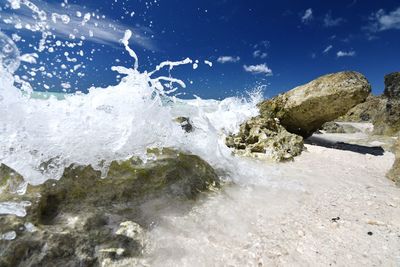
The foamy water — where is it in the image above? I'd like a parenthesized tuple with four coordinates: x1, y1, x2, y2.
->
(0, 2, 294, 261)
(0, 0, 269, 186)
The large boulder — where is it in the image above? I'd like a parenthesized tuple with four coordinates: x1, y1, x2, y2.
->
(226, 116, 304, 161)
(258, 71, 371, 137)
(384, 72, 400, 99)
(0, 149, 219, 266)
(387, 138, 400, 186)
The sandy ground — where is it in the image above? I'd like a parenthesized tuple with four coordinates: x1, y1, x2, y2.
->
(113, 124, 400, 267)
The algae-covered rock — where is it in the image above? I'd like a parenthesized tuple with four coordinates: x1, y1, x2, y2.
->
(258, 71, 371, 137)
(226, 116, 304, 161)
(387, 138, 400, 186)
(0, 164, 26, 194)
(0, 150, 219, 266)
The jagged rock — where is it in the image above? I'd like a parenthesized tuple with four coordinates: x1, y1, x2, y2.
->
(384, 72, 400, 99)
(0, 164, 26, 195)
(174, 117, 194, 132)
(320, 122, 360, 134)
(0, 149, 219, 266)
(258, 71, 371, 137)
(226, 116, 304, 161)
(372, 99, 400, 136)
(387, 138, 400, 186)
(338, 95, 385, 122)
(366, 72, 400, 136)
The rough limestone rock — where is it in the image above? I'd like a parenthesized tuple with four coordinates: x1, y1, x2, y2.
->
(0, 149, 219, 266)
(372, 73, 400, 136)
(320, 122, 360, 134)
(384, 72, 400, 99)
(387, 138, 400, 186)
(258, 71, 371, 137)
(372, 99, 400, 136)
(226, 116, 304, 161)
(338, 94, 385, 122)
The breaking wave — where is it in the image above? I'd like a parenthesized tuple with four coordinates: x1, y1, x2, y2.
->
(0, 0, 263, 188)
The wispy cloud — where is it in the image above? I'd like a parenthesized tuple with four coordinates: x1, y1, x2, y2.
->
(337, 50, 356, 57)
(323, 13, 345, 27)
(323, 45, 333, 53)
(301, 8, 313, 23)
(252, 40, 269, 59)
(367, 6, 400, 32)
(217, 56, 240, 63)
(253, 50, 267, 59)
(0, 1, 157, 50)
(243, 63, 272, 75)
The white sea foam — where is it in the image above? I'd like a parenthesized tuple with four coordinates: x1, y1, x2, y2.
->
(0, 12, 263, 187)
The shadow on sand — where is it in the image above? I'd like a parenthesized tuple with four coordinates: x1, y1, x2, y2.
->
(306, 136, 385, 156)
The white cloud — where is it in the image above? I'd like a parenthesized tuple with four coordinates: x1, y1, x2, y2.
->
(301, 8, 313, 23)
(337, 50, 356, 57)
(323, 45, 333, 53)
(253, 50, 267, 59)
(217, 56, 240, 63)
(243, 64, 272, 75)
(323, 13, 345, 27)
(368, 7, 400, 32)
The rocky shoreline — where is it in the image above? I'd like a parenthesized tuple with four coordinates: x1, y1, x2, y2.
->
(226, 71, 400, 185)
(0, 71, 399, 266)
(0, 149, 219, 266)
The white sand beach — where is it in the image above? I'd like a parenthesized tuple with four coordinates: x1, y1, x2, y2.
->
(129, 124, 400, 267)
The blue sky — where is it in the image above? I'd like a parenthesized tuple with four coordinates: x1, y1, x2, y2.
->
(1, 0, 400, 99)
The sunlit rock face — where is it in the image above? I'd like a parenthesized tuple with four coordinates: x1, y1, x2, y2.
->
(258, 71, 371, 138)
(0, 149, 220, 266)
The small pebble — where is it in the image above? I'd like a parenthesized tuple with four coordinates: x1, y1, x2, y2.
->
(367, 231, 373, 236)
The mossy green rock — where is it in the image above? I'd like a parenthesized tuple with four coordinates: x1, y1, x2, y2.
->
(258, 71, 371, 137)
(0, 150, 219, 266)
(387, 138, 400, 186)
(226, 116, 304, 161)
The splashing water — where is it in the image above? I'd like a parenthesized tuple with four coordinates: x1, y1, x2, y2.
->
(2, 3, 400, 267)
(0, 0, 263, 187)
(0, 31, 20, 73)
